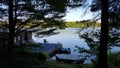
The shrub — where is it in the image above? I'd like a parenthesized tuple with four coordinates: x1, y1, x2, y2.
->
(0, 43, 48, 68)
(38, 61, 78, 68)
(108, 52, 120, 68)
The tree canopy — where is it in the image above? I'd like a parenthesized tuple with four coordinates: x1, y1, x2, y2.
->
(91, 0, 120, 27)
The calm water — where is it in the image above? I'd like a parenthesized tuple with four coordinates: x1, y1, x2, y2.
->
(32, 28, 120, 63)
(32, 28, 89, 53)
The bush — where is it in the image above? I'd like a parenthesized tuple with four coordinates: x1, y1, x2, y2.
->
(0, 43, 48, 68)
(38, 61, 78, 68)
(13, 46, 48, 60)
(108, 52, 120, 68)
(11, 52, 48, 68)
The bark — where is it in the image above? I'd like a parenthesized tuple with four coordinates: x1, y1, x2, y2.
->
(8, 0, 15, 51)
(97, 0, 109, 68)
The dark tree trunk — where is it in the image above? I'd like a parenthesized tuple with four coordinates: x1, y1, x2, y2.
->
(8, 0, 15, 51)
(24, 29, 28, 42)
(97, 0, 109, 68)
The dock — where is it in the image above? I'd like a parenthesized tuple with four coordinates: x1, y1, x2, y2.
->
(42, 43, 63, 56)
(27, 42, 63, 57)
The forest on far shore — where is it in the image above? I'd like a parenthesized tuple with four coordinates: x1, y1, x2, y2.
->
(65, 21, 100, 28)
(0, 21, 100, 28)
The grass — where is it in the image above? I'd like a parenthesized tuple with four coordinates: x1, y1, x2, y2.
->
(37, 60, 100, 68)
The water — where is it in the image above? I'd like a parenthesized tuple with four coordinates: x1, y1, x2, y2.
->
(33, 28, 89, 53)
(32, 28, 120, 63)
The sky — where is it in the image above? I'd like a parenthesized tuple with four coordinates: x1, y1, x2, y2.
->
(63, 7, 94, 22)
(62, 0, 100, 22)
(0, 0, 99, 22)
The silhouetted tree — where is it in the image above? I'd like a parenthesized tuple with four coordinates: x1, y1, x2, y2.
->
(83, 0, 109, 67)
(0, 0, 66, 49)
(91, 0, 120, 28)
(0, 0, 86, 51)
(97, 0, 109, 68)
(7, 0, 14, 51)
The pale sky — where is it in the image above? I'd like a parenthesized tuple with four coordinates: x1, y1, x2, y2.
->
(62, 0, 101, 22)
(63, 7, 94, 21)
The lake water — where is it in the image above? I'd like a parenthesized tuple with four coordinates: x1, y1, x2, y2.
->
(32, 28, 120, 63)
(32, 28, 89, 53)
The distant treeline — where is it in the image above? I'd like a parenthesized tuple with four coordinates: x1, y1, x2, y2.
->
(0, 21, 101, 28)
(65, 21, 101, 28)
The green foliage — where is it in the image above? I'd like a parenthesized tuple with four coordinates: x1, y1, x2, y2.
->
(23, 42, 42, 48)
(14, 43, 48, 60)
(33, 52, 120, 68)
(91, 0, 120, 28)
(13, 48, 48, 61)
(75, 30, 100, 59)
(0, 43, 48, 68)
(38, 61, 98, 68)
(0, 0, 72, 47)
(0, 22, 8, 28)
(65, 21, 100, 28)
(38, 61, 78, 68)
(46, 0, 67, 13)
(75, 27, 120, 58)
(108, 28, 120, 47)
(108, 52, 120, 68)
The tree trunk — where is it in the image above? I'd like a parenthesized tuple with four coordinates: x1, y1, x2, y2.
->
(8, 0, 15, 51)
(97, 0, 109, 68)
